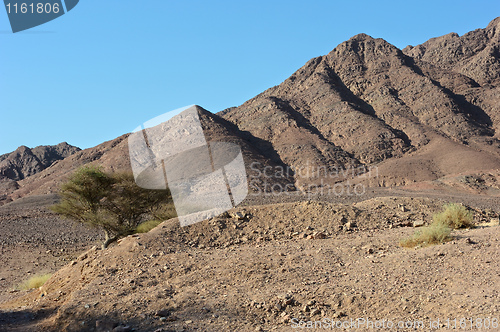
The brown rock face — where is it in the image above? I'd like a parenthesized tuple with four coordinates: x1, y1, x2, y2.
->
(221, 17, 500, 187)
(403, 17, 500, 86)
(0, 142, 80, 181)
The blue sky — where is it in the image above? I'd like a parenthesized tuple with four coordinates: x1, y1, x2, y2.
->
(1, 0, 499, 155)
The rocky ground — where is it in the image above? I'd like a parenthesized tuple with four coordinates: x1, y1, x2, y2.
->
(0, 195, 103, 307)
(0, 191, 499, 331)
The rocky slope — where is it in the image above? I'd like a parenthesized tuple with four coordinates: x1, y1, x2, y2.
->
(1, 196, 499, 331)
(221, 17, 500, 188)
(0, 143, 80, 181)
(0, 143, 80, 204)
(1, 107, 293, 205)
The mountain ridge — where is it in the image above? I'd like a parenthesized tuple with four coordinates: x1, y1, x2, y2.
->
(2, 17, 500, 204)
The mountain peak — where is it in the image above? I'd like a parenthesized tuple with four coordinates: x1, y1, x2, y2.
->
(487, 16, 500, 29)
(349, 33, 376, 41)
(0, 142, 80, 182)
(329, 33, 400, 59)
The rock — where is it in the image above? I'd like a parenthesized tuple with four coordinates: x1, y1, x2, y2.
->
(344, 222, 355, 231)
(490, 218, 500, 225)
(155, 309, 171, 317)
(112, 326, 132, 332)
(278, 294, 294, 306)
(96, 320, 118, 332)
(255, 326, 264, 331)
(303, 305, 310, 312)
(333, 311, 345, 318)
(413, 220, 425, 227)
(400, 221, 413, 227)
(230, 212, 246, 220)
(310, 308, 321, 316)
(306, 300, 316, 306)
(311, 231, 327, 239)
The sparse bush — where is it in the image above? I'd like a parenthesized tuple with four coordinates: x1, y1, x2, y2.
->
(135, 203, 176, 233)
(18, 273, 52, 290)
(400, 222, 452, 248)
(400, 202, 475, 248)
(433, 203, 474, 229)
(136, 219, 163, 233)
(51, 166, 175, 248)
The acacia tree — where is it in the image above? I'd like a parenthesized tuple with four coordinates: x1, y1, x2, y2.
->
(51, 165, 173, 249)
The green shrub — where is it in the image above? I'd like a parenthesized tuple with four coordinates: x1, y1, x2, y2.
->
(136, 219, 163, 233)
(433, 203, 474, 229)
(51, 166, 175, 248)
(400, 222, 452, 248)
(18, 273, 52, 290)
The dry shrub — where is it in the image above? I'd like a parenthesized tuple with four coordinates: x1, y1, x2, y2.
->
(400, 222, 452, 248)
(400, 202, 474, 248)
(18, 273, 52, 290)
(433, 203, 474, 229)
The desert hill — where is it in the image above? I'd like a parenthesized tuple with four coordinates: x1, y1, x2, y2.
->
(0, 143, 80, 182)
(2, 197, 499, 331)
(0, 143, 80, 204)
(1, 106, 293, 205)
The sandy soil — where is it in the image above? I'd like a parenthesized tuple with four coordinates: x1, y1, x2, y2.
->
(0, 191, 499, 331)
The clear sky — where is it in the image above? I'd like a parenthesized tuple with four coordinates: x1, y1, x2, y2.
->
(1, 0, 499, 155)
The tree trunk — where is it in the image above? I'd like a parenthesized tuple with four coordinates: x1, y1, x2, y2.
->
(102, 229, 119, 249)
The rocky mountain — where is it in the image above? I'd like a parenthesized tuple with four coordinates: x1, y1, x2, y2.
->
(0, 142, 80, 181)
(0, 143, 80, 203)
(221, 17, 500, 187)
(403, 17, 500, 86)
(1, 106, 293, 205)
(2, 17, 500, 204)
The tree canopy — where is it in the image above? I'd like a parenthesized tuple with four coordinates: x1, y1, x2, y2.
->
(51, 165, 175, 248)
